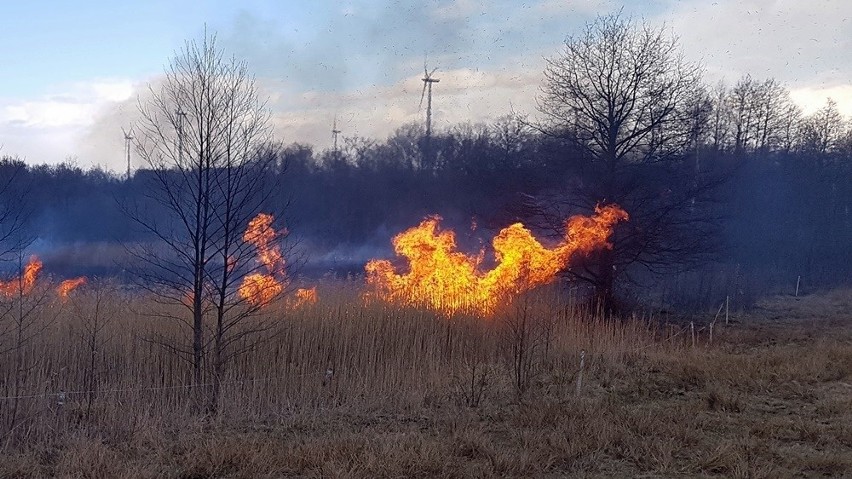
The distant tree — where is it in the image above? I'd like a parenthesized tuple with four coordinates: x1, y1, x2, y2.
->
(127, 33, 281, 411)
(388, 122, 425, 170)
(723, 76, 800, 154)
(492, 114, 534, 168)
(0, 157, 29, 261)
(799, 98, 846, 157)
(535, 13, 724, 308)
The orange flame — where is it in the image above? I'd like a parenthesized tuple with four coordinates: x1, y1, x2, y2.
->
(243, 213, 284, 273)
(239, 213, 285, 306)
(0, 256, 43, 297)
(57, 277, 87, 298)
(291, 287, 318, 308)
(240, 273, 283, 306)
(365, 204, 628, 316)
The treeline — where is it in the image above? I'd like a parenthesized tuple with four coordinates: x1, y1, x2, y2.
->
(2, 76, 850, 295)
(1, 21, 851, 309)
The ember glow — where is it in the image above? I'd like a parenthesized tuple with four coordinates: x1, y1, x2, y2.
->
(239, 213, 286, 306)
(57, 277, 87, 298)
(365, 204, 628, 316)
(0, 256, 43, 297)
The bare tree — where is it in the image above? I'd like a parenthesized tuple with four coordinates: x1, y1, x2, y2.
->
(68, 278, 119, 419)
(0, 157, 30, 261)
(0, 158, 44, 431)
(799, 98, 846, 157)
(0, 252, 54, 432)
(535, 13, 724, 309)
(126, 32, 281, 411)
(728, 76, 758, 154)
(724, 76, 800, 154)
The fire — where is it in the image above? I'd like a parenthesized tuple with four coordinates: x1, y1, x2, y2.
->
(365, 204, 628, 316)
(291, 287, 318, 308)
(240, 273, 283, 306)
(237, 213, 321, 308)
(57, 277, 87, 298)
(239, 213, 286, 306)
(243, 213, 284, 273)
(0, 256, 43, 297)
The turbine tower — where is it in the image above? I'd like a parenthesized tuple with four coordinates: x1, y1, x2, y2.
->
(122, 127, 133, 181)
(419, 63, 440, 140)
(176, 109, 187, 164)
(332, 116, 341, 156)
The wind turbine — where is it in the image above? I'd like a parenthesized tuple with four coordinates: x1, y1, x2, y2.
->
(332, 115, 341, 156)
(419, 63, 440, 141)
(122, 127, 133, 181)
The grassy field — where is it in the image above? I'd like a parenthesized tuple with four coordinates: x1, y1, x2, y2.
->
(1, 285, 851, 478)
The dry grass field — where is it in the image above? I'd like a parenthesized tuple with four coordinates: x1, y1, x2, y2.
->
(1, 285, 851, 478)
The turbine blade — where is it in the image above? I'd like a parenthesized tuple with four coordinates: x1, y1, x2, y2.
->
(419, 81, 427, 108)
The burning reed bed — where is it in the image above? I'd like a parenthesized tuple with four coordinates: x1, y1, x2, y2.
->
(1, 285, 851, 477)
(0, 284, 659, 427)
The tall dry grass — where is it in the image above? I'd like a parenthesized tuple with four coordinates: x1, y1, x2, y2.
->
(5, 282, 847, 477)
(0, 281, 667, 446)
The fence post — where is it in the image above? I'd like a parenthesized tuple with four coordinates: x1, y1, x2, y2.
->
(575, 349, 585, 396)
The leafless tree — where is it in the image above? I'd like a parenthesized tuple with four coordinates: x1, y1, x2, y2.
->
(125, 32, 282, 411)
(535, 13, 724, 309)
(492, 114, 532, 167)
(0, 252, 54, 432)
(68, 278, 120, 419)
(0, 157, 30, 261)
(799, 98, 846, 157)
(725, 76, 800, 154)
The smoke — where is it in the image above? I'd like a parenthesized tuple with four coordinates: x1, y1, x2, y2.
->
(74, 0, 611, 167)
(78, 78, 161, 172)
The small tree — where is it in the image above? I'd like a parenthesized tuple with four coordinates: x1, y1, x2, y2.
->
(68, 278, 119, 419)
(126, 32, 281, 411)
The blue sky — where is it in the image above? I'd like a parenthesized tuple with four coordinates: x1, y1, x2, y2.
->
(1, 0, 851, 170)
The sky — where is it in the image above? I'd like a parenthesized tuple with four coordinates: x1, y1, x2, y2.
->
(1, 0, 851, 171)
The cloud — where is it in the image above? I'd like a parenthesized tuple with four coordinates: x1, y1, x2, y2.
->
(0, 80, 133, 129)
(73, 61, 542, 172)
(264, 65, 541, 149)
(534, 0, 615, 15)
(790, 85, 852, 117)
(0, 79, 135, 165)
(656, 0, 852, 85)
(649, 0, 852, 116)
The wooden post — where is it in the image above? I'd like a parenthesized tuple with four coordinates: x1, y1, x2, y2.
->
(575, 349, 585, 396)
(725, 295, 729, 326)
(795, 276, 801, 297)
(690, 322, 696, 348)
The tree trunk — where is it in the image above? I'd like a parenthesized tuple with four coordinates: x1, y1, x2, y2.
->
(192, 283, 204, 408)
(594, 248, 616, 312)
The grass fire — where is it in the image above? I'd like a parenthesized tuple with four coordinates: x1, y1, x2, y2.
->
(366, 204, 628, 315)
(2, 8, 852, 478)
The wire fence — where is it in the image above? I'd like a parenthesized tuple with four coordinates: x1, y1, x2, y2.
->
(0, 370, 327, 402)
